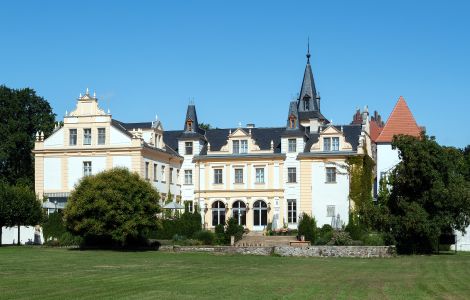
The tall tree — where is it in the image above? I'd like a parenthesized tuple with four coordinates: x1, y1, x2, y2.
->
(377, 134, 470, 253)
(0, 86, 55, 186)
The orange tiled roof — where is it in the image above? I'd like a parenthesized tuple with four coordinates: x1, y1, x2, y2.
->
(375, 96, 421, 143)
(369, 120, 383, 142)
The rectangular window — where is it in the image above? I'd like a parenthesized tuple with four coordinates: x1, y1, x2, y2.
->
(214, 169, 223, 184)
(327, 205, 336, 217)
(287, 199, 297, 223)
(69, 129, 77, 146)
(255, 168, 265, 184)
(233, 140, 239, 154)
(83, 161, 92, 176)
(161, 166, 166, 182)
(323, 137, 331, 151)
(185, 142, 193, 155)
(287, 167, 296, 183)
(240, 140, 248, 154)
(153, 164, 158, 181)
(332, 137, 339, 151)
(234, 168, 243, 184)
(288, 139, 296, 152)
(98, 128, 106, 145)
(169, 168, 174, 184)
(176, 169, 180, 184)
(83, 128, 92, 145)
(326, 167, 336, 183)
(145, 162, 149, 179)
(184, 170, 193, 184)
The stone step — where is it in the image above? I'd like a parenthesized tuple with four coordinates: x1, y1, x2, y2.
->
(236, 235, 297, 247)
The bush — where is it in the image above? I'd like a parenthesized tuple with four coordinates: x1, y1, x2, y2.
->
(298, 213, 317, 244)
(58, 232, 83, 246)
(42, 212, 66, 241)
(215, 224, 225, 245)
(150, 212, 202, 240)
(64, 168, 161, 247)
(327, 230, 353, 246)
(194, 230, 216, 245)
(315, 224, 334, 245)
(362, 233, 385, 246)
(225, 217, 244, 243)
(345, 215, 366, 241)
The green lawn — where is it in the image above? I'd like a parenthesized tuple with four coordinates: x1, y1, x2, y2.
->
(0, 247, 469, 299)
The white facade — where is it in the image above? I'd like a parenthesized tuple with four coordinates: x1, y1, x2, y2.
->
(311, 161, 350, 227)
(376, 143, 400, 188)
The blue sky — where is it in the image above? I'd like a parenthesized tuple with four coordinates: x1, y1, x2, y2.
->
(1, 1, 469, 148)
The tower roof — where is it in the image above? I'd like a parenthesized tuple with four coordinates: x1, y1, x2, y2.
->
(297, 42, 321, 119)
(180, 104, 205, 139)
(376, 96, 421, 143)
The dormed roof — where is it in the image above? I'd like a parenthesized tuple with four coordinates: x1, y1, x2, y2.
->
(376, 96, 421, 143)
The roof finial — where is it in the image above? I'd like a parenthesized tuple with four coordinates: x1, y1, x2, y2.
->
(306, 37, 311, 63)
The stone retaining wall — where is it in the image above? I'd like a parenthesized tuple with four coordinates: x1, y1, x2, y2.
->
(159, 245, 396, 258)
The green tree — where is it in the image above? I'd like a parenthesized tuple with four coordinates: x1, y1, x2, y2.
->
(7, 184, 43, 245)
(198, 122, 212, 131)
(377, 134, 470, 254)
(0, 86, 55, 186)
(64, 168, 161, 246)
(297, 213, 317, 244)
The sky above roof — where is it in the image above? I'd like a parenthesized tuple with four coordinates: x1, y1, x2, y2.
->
(1, 1, 469, 148)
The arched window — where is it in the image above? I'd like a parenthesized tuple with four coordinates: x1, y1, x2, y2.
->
(253, 200, 267, 227)
(212, 201, 226, 226)
(186, 120, 193, 132)
(232, 200, 246, 226)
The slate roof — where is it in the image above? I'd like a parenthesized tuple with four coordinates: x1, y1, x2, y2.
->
(303, 125, 362, 152)
(111, 119, 181, 157)
(375, 96, 421, 143)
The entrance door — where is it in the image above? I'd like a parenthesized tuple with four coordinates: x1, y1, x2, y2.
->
(253, 200, 268, 231)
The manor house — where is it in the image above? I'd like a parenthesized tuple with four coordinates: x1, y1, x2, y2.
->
(34, 50, 374, 231)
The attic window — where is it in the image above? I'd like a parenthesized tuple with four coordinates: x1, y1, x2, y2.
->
(186, 120, 193, 132)
(289, 115, 296, 129)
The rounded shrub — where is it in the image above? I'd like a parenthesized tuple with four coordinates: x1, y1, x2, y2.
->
(194, 230, 216, 245)
(297, 213, 317, 244)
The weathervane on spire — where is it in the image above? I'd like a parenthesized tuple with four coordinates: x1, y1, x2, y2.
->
(306, 37, 311, 63)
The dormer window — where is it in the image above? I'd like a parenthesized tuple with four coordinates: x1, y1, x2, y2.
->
(186, 120, 193, 132)
(289, 115, 296, 129)
(323, 137, 340, 151)
(233, 140, 248, 154)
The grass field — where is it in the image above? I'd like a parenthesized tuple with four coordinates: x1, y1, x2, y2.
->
(0, 247, 469, 299)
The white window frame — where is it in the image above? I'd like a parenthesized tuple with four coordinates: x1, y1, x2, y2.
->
(97, 128, 106, 145)
(287, 167, 296, 183)
(69, 129, 77, 146)
(214, 169, 223, 184)
(255, 168, 265, 184)
(323, 137, 331, 151)
(83, 128, 92, 145)
(83, 161, 92, 176)
(287, 199, 297, 223)
(185, 142, 193, 155)
(332, 137, 339, 151)
(288, 139, 296, 152)
(184, 170, 193, 185)
(234, 168, 243, 184)
(153, 163, 158, 181)
(326, 167, 336, 183)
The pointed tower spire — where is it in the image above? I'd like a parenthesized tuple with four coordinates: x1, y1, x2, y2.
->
(183, 103, 204, 135)
(298, 41, 319, 113)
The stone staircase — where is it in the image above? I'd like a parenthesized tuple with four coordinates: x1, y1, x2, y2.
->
(235, 234, 297, 247)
